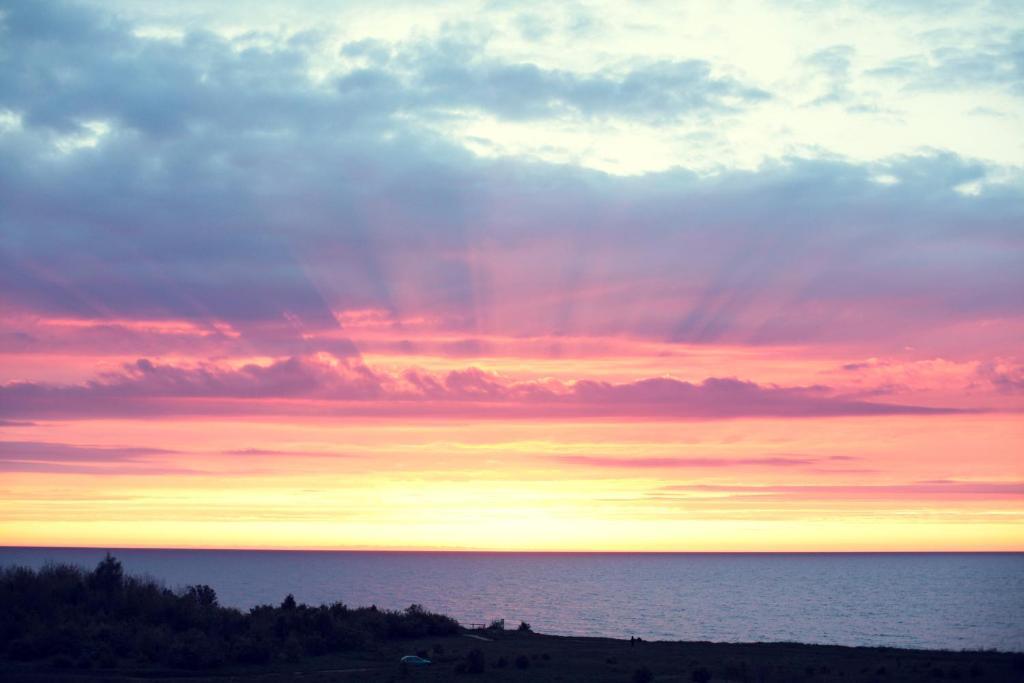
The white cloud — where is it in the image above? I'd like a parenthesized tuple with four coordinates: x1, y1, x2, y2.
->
(75, 0, 1024, 174)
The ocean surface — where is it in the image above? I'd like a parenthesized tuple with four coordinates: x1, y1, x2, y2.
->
(2, 548, 1021, 652)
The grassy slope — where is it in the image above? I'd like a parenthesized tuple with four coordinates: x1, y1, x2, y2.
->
(3, 629, 1022, 682)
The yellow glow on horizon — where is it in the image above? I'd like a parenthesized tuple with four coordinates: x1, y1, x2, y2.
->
(2, 412, 1021, 552)
(4, 518, 1022, 553)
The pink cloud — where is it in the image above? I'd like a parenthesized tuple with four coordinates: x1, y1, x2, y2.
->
(552, 455, 818, 468)
(0, 440, 191, 475)
(0, 355, 963, 420)
(656, 481, 1024, 500)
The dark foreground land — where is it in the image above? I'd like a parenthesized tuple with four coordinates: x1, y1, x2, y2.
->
(3, 556, 1021, 682)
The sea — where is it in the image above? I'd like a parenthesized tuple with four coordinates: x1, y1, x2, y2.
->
(2, 548, 1021, 652)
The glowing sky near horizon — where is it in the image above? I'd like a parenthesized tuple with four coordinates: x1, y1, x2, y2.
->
(1, 0, 1022, 551)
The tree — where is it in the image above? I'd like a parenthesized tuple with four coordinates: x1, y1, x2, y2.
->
(90, 553, 123, 593)
(186, 584, 218, 607)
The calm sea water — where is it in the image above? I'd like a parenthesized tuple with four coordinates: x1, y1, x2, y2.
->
(2, 548, 1021, 652)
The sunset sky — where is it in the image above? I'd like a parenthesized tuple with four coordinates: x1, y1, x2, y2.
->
(1, 0, 1022, 551)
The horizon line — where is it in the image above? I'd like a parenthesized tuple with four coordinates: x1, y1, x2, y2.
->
(2, 545, 1022, 554)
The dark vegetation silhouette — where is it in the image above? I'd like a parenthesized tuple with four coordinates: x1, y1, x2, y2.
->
(0, 555, 457, 671)
(633, 664, 654, 683)
(453, 647, 486, 674)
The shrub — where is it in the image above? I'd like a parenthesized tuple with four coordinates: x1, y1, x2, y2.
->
(166, 629, 224, 670)
(136, 628, 168, 663)
(517, 620, 532, 632)
(185, 584, 218, 607)
(692, 666, 712, 683)
(94, 646, 116, 670)
(633, 665, 655, 683)
(284, 637, 303, 663)
(515, 654, 530, 670)
(465, 648, 486, 674)
(495, 655, 508, 668)
(0, 556, 461, 672)
(52, 654, 74, 669)
(232, 635, 273, 665)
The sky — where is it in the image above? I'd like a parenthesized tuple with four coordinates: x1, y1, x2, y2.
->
(0, 0, 1022, 551)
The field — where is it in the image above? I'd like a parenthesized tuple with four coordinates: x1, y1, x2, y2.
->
(3, 628, 1022, 682)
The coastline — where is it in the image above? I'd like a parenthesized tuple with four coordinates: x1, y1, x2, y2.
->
(3, 557, 1021, 682)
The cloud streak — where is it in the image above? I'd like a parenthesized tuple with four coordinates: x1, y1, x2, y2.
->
(0, 440, 186, 475)
(551, 455, 819, 468)
(0, 356, 961, 420)
(657, 480, 1024, 501)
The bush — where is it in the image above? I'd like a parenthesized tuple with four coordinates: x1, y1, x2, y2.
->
(633, 665, 654, 683)
(284, 637, 303, 663)
(517, 620, 532, 632)
(8, 637, 43, 661)
(93, 646, 116, 670)
(0, 556, 462, 671)
(232, 635, 272, 665)
(52, 654, 74, 669)
(692, 666, 712, 683)
(465, 648, 486, 674)
(185, 584, 218, 607)
(515, 654, 530, 669)
(166, 629, 224, 670)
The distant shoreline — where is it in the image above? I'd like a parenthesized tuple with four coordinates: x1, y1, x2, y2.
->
(4, 545, 1023, 554)
(2, 555, 1022, 682)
